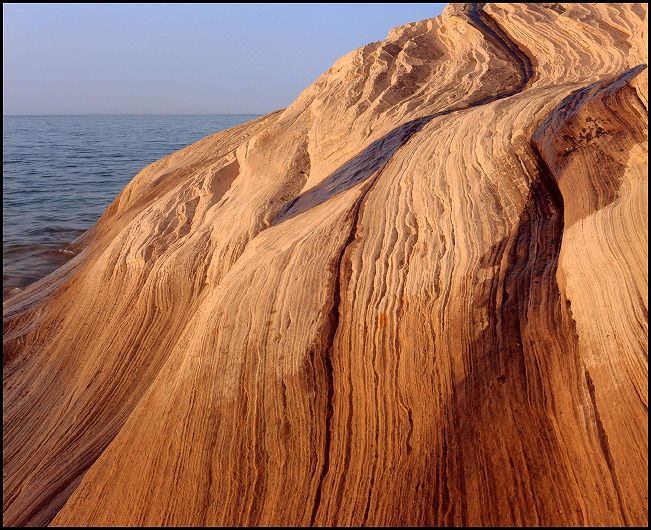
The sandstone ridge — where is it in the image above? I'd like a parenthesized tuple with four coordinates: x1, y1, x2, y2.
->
(3, 3, 648, 526)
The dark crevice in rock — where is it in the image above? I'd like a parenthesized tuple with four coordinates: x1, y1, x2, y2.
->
(274, 4, 537, 228)
(466, 3, 535, 93)
(309, 8, 545, 522)
(584, 368, 630, 525)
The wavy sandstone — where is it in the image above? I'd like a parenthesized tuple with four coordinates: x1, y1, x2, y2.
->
(3, 3, 648, 526)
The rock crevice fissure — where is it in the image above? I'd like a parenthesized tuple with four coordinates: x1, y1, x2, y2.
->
(274, 4, 537, 228)
(310, 5, 543, 523)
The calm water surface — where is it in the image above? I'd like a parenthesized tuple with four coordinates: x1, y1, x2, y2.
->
(3, 114, 260, 300)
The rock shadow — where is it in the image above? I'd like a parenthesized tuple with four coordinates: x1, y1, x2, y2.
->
(271, 116, 433, 226)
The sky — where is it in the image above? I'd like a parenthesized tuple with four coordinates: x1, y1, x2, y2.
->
(3, 3, 448, 116)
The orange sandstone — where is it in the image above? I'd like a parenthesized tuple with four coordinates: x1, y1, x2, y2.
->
(3, 3, 648, 526)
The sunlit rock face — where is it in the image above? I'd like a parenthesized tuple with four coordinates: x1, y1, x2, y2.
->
(3, 3, 647, 527)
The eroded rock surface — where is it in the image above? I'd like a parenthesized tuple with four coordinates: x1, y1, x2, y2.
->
(3, 3, 647, 526)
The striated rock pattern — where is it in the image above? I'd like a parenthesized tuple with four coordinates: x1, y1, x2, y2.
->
(3, 3, 648, 527)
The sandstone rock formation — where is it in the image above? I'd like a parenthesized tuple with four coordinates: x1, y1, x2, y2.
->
(3, 3, 648, 526)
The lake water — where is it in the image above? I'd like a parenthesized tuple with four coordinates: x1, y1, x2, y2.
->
(3, 114, 261, 300)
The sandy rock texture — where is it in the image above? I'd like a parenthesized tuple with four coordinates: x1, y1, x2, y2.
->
(3, 3, 648, 526)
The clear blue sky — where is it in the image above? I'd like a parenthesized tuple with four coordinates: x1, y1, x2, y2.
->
(3, 3, 448, 115)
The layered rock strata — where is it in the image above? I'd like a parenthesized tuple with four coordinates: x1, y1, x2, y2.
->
(3, 3, 648, 526)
